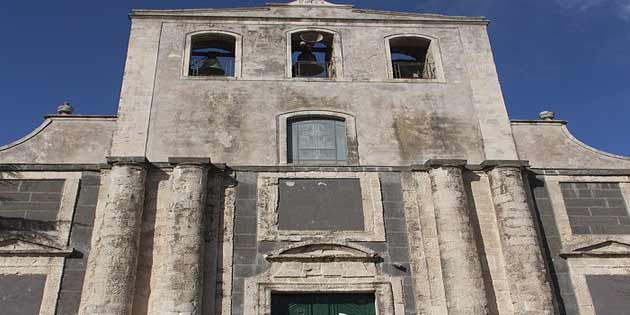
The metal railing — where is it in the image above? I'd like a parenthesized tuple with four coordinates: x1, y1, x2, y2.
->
(393, 61, 436, 79)
(293, 61, 333, 78)
(189, 57, 235, 77)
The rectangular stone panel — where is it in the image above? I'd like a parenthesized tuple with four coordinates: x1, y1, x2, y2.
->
(586, 275, 630, 315)
(277, 178, 364, 231)
(0, 179, 65, 222)
(560, 182, 630, 235)
(0, 274, 47, 315)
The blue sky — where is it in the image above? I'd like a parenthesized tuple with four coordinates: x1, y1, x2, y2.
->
(1, 0, 629, 156)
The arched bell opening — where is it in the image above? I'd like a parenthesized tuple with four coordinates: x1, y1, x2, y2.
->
(291, 30, 336, 78)
(188, 33, 236, 77)
(388, 36, 436, 79)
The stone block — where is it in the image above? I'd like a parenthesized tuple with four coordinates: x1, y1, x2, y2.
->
(233, 234, 257, 249)
(80, 173, 101, 186)
(589, 207, 628, 216)
(233, 264, 256, 278)
(383, 201, 405, 219)
(30, 192, 62, 203)
(565, 207, 589, 216)
(564, 198, 606, 208)
(570, 225, 590, 235)
(387, 233, 409, 247)
(235, 199, 257, 218)
(19, 180, 65, 193)
(385, 218, 406, 233)
(590, 224, 630, 235)
(77, 186, 100, 206)
(593, 189, 624, 198)
(0, 181, 20, 192)
(61, 270, 86, 291)
(606, 198, 628, 208)
(73, 205, 96, 226)
(70, 225, 94, 252)
(388, 246, 411, 262)
(234, 249, 257, 265)
(234, 216, 257, 235)
(56, 291, 82, 315)
(0, 192, 31, 201)
(569, 216, 617, 226)
(25, 210, 58, 222)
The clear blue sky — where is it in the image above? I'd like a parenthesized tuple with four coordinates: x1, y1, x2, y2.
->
(1, 0, 629, 156)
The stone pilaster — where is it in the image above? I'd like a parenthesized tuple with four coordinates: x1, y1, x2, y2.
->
(148, 158, 210, 315)
(487, 164, 554, 314)
(80, 157, 148, 315)
(427, 160, 488, 315)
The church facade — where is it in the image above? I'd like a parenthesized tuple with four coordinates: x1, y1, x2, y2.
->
(1, 1, 630, 314)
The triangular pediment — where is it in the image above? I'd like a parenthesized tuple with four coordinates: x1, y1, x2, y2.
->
(0, 238, 73, 256)
(561, 240, 630, 257)
(266, 241, 380, 262)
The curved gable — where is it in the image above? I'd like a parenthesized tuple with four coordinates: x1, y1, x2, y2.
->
(512, 120, 630, 170)
(0, 116, 116, 165)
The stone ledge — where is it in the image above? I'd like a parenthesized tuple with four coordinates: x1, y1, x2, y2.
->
(168, 157, 212, 166)
(105, 156, 148, 166)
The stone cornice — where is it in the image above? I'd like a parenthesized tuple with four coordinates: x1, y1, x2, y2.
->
(106, 156, 148, 167)
(168, 157, 212, 167)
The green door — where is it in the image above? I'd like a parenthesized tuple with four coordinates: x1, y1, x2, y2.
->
(271, 293, 376, 315)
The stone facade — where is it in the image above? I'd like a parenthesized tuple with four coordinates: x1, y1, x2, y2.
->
(1, 1, 629, 315)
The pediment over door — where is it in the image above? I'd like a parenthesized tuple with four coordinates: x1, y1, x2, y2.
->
(0, 238, 73, 256)
(266, 241, 381, 262)
(561, 240, 630, 257)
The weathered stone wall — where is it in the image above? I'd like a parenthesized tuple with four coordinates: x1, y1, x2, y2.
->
(110, 5, 520, 165)
(529, 175, 630, 314)
(228, 171, 416, 315)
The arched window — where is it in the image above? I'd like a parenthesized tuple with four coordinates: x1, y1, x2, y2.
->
(188, 33, 236, 77)
(287, 117, 347, 164)
(290, 30, 337, 78)
(387, 36, 438, 80)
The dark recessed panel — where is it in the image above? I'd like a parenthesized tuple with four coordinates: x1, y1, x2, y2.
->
(0, 274, 47, 315)
(586, 275, 630, 314)
(278, 178, 364, 231)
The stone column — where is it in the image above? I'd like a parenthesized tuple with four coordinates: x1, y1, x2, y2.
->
(81, 157, 148, 315)
(487, 164, 554, 314)
(427, 160, 488, 315)
(149, 158, 210, 315)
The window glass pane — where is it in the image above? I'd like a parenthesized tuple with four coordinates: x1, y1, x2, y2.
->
(288, 118, 347, 164)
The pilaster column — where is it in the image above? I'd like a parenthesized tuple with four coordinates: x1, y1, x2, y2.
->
(81, 157, 148, 315)
(427, 160, 488, 315)
(149, 158, 210, 315)
(486, 163, 554, 314)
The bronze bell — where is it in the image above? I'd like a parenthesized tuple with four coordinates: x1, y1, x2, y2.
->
(296, 50, 325, 77)
(198, 57, 225, 76)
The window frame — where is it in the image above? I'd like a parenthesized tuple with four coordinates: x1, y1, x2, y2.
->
(286, 28, 344, 80)
(182, 30, 243, 79)
(384, 34, 445, 82)
(277, 110, 358, 165)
